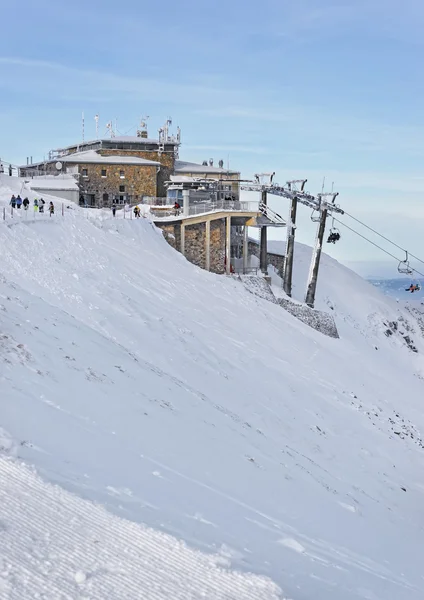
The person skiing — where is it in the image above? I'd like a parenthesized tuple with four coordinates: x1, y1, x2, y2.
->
(16, 195, 22, 209)
(9, 195, 16, 209)
(111, 204, 116, 217)
(22, 197, 30, 210)
(49, 201, 55, 216)
(174, 201, 181, 216)
(34, 198, 39, 212)
(133, 205, 141, 218)
(39, 198, 45, 213)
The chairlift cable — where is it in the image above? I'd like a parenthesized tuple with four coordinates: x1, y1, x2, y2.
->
(342, 210, 424, 267)
(333, 217, 424, 278)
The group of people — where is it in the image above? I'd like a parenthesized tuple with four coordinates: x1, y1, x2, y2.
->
(327, 231, 341, 244)
(10, 194, 55, 216)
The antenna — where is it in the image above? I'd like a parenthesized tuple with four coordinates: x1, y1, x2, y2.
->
(82, 111, 85, 143)
(321, 176, 325, 194)
(94, 114, 99, 139)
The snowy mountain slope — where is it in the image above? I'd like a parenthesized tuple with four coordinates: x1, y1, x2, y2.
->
(2, 185, 424, 598)
(0, 456, 280, 600)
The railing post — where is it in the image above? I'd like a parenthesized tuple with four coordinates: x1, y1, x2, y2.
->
(183, 188, 189, 216)
(62, 203, 64, 216)
(205, 219, 211, 271)
(243, 224, 249, 274)
(3, 207, 5, 221)
(226, 215, 231, 275)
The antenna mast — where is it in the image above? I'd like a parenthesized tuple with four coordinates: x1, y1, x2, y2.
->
(94, 114, 99, 139)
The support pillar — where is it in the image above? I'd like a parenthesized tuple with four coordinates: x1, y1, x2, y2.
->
(243, 224, 248, 274)
(283, 196, 298, 297)
(305, 203, 328, 308)
(259, 190, 268, 275)
(183, 188, 189, 217)
(225, 215, 231, 275)
(180, 222, 186, 256)
(205, 219, 211, 271)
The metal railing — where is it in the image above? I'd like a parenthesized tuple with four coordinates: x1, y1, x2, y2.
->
(2, 203, 67, 223)
(150, 200, 256, 219)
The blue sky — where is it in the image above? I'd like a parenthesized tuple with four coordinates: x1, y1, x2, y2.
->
(1, 0, 424, 269)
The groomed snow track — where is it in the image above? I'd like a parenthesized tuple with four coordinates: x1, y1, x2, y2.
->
(0, 457, 282, 600)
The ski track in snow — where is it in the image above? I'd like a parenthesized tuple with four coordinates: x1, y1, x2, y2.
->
(2, 175, 424, 598)
(0, 457, 282, 600)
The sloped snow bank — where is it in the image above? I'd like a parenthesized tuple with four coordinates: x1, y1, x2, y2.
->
(0, 457, 283, 599)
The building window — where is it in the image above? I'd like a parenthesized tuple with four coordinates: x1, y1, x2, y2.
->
(119, 195, 124, 203)
(82, 168, 88, 177)
(101, 169, 107, 177)
(119, 170, 125, 179)
(119, 185, 125, 192)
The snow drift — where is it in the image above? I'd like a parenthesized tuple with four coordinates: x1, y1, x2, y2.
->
(1, 175, 424, 599)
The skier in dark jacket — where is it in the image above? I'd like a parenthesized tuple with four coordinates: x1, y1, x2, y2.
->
(39, 198, 45, 213)
(49, 201, 55, 216)
(16, 195, 22, 209)
(22, 197, 30, 210)
(9, 195, 16, 209)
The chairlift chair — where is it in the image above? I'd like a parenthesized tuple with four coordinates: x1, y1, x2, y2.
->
(311, 208, 321, 222)
(398, 251, 413, 275)
(327, 217, 341, 243)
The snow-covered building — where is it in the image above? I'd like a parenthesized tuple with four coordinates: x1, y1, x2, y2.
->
(19, 132, 180, 207)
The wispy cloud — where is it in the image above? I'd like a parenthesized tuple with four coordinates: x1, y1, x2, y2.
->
(0, 56, 245, 104)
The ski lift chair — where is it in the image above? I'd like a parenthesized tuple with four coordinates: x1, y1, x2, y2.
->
(311, 208, 321, 222)
(398, 251, 413, 275)
(326, 216, 341, 243)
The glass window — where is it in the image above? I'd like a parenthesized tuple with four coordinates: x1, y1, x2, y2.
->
(119, 185, 125, 192)
(82, 168, 88, 177)
(101, 169, 107, 177)
(120, 170, 125, 178)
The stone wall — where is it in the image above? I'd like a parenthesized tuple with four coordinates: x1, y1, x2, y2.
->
(278, 298, 339, 338)
(156, 218, 226, 274)
(98, 149, 174, 197)
(77, 163, 157, 207)
(248, 240, 285, 276)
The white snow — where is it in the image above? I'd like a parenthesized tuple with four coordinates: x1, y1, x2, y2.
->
(25, 174, 79, 191)
(0, 457, 280, 599)
(1, 173, 424, 599)
(59, 149, 160, 165)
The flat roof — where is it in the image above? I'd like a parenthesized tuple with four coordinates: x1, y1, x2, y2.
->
(175, 160, 239, 175)
(21, 150, 160, 168)
(60, 150, 160, 166)
(56, 135, 179, 151)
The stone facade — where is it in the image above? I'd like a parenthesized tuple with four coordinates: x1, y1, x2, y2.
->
(156, 218, 226, 274)
(248, 240, 285, 276)
(98, 149, 174, 198)
(78, 163, 157, 207)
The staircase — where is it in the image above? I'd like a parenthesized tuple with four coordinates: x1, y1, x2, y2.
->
(258, 201, 286, 225)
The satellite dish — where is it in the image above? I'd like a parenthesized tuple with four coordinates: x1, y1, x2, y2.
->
(55, 161, 63, 171)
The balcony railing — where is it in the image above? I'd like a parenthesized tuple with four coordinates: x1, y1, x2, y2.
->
(150, 200, 257, 219)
